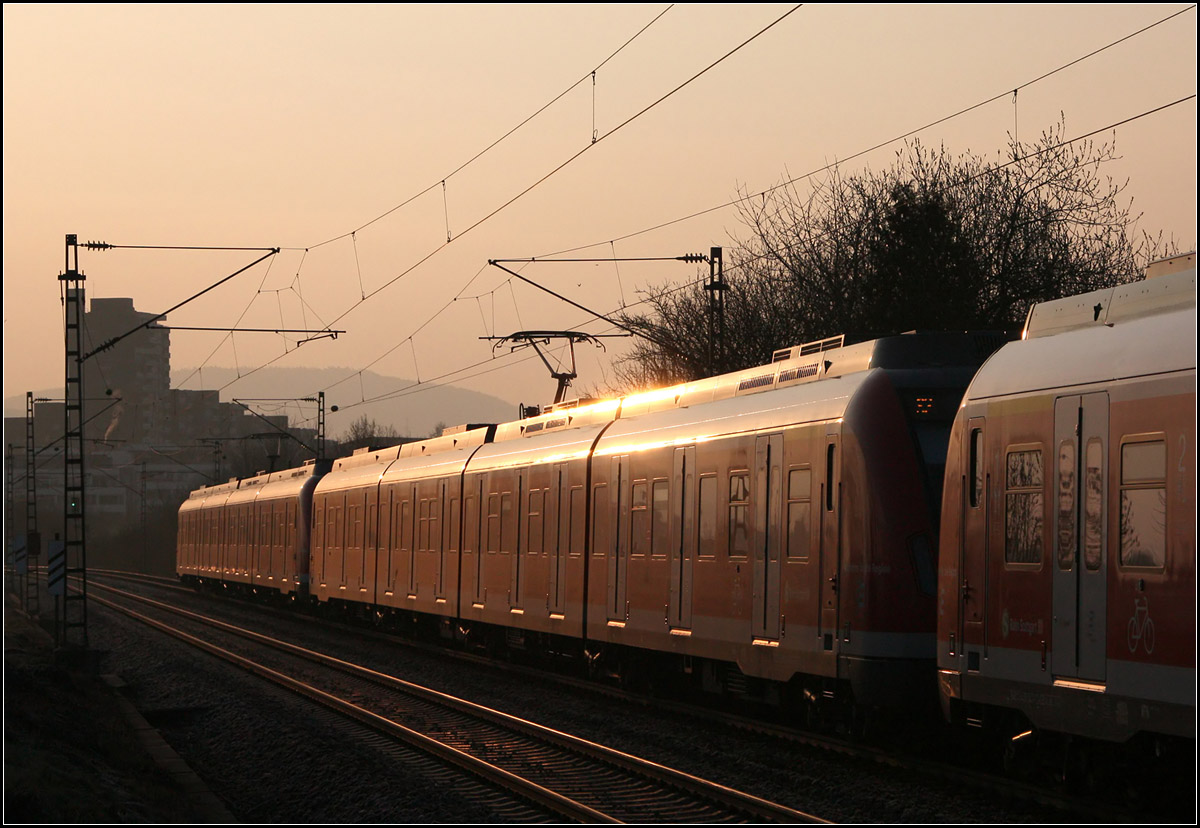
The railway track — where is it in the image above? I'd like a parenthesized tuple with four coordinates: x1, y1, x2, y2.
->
(89, 577, 826, 823)
(87, 570, 1169, 823)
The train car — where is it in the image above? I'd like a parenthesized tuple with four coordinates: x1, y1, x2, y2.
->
(176, 483, 210, 582)
(176, 476, 239, 584)
(178, 460, 330, 596)
(368, 426, 492, 622)
(937, 254, 1196, 753)
(579, 331, 1004, 714)
(311, 427, 492, 623)
(177, 328, 1002, 728)
(220, 470, 273, 586)
(249, 459, 331, 597)
(458, 402, 616, 648)
(312, 445, 405, 604)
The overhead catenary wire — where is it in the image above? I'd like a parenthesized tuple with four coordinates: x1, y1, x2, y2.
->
(333, 93, 1198, 413)
(303, 4, 676, 252)
(182, 5, 1190, 418)
(234, 5, 807, 405)
(314, 4, 1191, 407)
(159, 9, 678, 400)
(538, 3, 1197, 260)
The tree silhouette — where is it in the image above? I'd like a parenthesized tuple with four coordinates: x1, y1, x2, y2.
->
(338, 414, 401, 453)
(614, 120, 1176, 389)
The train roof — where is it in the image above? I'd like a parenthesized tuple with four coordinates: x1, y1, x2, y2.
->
(399, 425, 492, 457)
(595, 369, 874, 457)
(966, 259, 1196, 401)
(314, 427, 495, 493)
(1021, 252, 1196, 339)
(316, 445, 404, 494)
(456, 331, 994, 468)
(379, 439, 490, 484)
(178, 476, 241, 514)
(465, 419, 612, 473)
(257, 458, 332, 500)
(498, 330, 999, 442)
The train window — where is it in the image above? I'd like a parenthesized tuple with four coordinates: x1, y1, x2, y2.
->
(652, 480, 670, 558)
(1084, 440, 1102, 571)
(1004, 448, 1043, 565)
(729, 472, 751, 559)
(528, 489, 543, 555)
(1056, 441, 1076, 571)
(327, 505, 339, 553)
(970, 428, 984, 508)
(429, 497, 440, 553)
(787, 467, 811, 561)
(630, 481, 649, 557)
(698, 475, 717, 558)
(391, 500, 402, 549)
(1119, 439, 1166, 569)
(566, 484, 580, 554)
(825, 445, 835, 511)
(418, 499, 429, 552)
(366, 502, 376, 551)
(400, 500, 412, 552)
(592, 484, 609, 558)
(350, 502, 362, 551)
(501, 492, 514, 554)
(487, 494, 500, 553)
(568, 484, 583, 554)
(448, 497, 460, 552)
(1121, 441, 1166, 484)
(462, 494, 477, 556)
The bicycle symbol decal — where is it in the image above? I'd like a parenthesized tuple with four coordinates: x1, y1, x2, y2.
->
(1126, 596, 1155, 655)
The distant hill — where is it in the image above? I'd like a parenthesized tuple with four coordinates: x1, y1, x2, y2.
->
(5, 366, 519, 440)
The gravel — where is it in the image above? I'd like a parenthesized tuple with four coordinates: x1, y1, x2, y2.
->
(7, 585, 1110, 823)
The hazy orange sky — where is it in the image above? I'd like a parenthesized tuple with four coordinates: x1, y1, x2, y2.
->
(4, 4, 1196, 434)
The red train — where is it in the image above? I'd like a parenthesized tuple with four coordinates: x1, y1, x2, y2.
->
(177, 254, 1196, 758)
(937, 253, 1196, 758)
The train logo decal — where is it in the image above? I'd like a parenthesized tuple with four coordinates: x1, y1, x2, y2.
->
(1000, 609, 1043, 639)
(1126, 596, 1156, 655)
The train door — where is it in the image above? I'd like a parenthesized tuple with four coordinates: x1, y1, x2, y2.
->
(392, 490, 409, 598)
(549, 463, 568, 616)
(381, 484, 396, 592)
(376, 487, 392, 600)
(470, 478, 485, 607)
(404, 484, 418, 598)
(352, 491, 367, 592)
(818, 431, 841, 652)
(753, 434, 784, 641)
(960, 418, 989, 667)
(668, 446, 696, 631)
(1052, 393, 1109, 682)
(422, 483, 442, 602)
(608, 455, 629, 623)
(365, 489, 378, 600)
(438, 479, 455, 601)
(511, 473, 526, 611)
(311, 499, 325, 588)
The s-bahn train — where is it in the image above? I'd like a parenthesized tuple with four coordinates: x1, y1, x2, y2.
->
(177, 254, 1196, 760)
(937, 253, 1196, 752)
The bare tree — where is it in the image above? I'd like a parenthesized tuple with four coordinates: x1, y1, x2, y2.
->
(614, 120, 1176, 389)
(339, 414, 401, 453)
